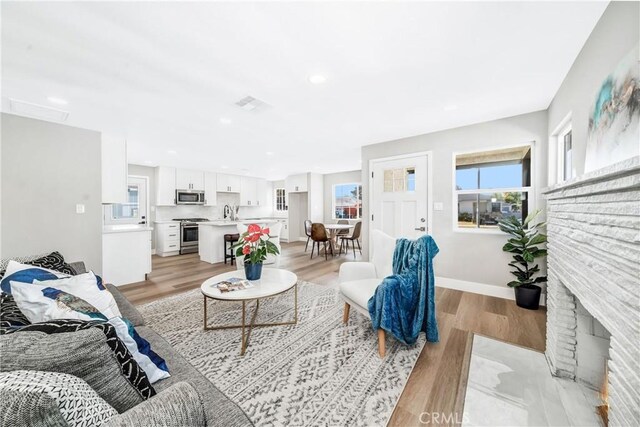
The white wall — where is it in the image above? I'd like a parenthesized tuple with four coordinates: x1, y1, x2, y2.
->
(323, 170, 362, 223)
(1, 113, 103, 272)
(361, 110, 548, 291)
(548, 1, 639, 180)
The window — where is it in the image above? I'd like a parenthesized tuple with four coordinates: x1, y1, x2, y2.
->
(454, 145, 532, 230)
(562, 128, 573, 181)
(103, 176, 147, 225)
(383, 167, 415, 192)
(275, 188, 287, 212)
(333, 183, 362, 219)
(112, 185, 140, 219)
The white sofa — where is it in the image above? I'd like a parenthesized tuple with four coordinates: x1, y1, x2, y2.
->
(235, 222, 282, 268)
(338, 229, 396, 357)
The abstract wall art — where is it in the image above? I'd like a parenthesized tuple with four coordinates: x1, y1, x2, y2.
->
(585, 44, 640, 173)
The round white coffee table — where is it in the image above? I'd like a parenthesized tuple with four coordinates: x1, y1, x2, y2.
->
(201, 268, 298, 355)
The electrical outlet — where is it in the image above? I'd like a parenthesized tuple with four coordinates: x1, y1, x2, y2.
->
(76, 204, 85, 214)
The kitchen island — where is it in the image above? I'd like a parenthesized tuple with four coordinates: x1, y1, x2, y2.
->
(199, 220, 279, 264)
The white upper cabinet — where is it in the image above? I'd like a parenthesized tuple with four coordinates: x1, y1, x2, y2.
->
(101, 135, 127, 204)
(255, 179, 268, 207)
(155, 166, 177, 206)
(286, 173, 308, 193)
(217, 173, 241, 193)
(176, 168, 204, 191)
(240, 176, 257, 206)
(204, 172, 217, 206)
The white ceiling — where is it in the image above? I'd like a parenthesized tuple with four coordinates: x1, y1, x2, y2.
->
(1, 1, 607, 180)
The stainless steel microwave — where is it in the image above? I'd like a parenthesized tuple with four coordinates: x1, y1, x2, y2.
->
(176, 190, 205, 205)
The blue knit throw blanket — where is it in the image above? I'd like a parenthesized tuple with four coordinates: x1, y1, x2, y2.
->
(367, 235, 440, 345)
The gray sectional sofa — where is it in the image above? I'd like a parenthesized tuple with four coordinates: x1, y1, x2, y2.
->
(2, 261, 253, 427)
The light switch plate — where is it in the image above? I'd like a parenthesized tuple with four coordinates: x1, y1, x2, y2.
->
(76, 204, 85, 214)
(433, 202, 444, 211)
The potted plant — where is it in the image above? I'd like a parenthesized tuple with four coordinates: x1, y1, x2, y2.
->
(497, 210, 547, 310)
(233, 224, 280, 280)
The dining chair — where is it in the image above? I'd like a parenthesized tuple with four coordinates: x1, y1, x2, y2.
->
(310, 223, 333, 260)
(336, 219, 350, 237)
(339, 221, 362, 258)
(304, 219, 313, 252)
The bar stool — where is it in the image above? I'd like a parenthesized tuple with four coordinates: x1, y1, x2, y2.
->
(224, 233, 240, 265)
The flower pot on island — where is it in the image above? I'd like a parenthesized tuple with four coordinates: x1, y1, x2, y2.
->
(244, 262, 263, 281)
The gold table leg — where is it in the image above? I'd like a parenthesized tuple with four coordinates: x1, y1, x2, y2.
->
(203, 283, 298, 356)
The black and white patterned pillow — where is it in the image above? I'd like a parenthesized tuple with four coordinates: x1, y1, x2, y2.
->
(10, 319, 156, 400)
(0, 251, 76, 278)
(0, 370, 118, 427)
(0, 293, 30, 334)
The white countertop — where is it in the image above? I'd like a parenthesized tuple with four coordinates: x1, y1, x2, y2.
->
(103, 225, 154, 234)
(153, 220, 180, 224)
(199, 219, 280, 227)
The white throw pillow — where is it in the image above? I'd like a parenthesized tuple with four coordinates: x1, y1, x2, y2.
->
(11, 281, 170, 384)
(0, 370, 118, 427)
(0, 260, 70, 294)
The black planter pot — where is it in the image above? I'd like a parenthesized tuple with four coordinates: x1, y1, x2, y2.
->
(514, 284, 541, 310)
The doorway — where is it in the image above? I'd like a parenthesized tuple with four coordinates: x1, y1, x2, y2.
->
(370, 152, 432, 240)
(103, 176, 149, 226)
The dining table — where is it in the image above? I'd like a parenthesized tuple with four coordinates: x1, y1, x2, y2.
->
(323, 223, 354, 254)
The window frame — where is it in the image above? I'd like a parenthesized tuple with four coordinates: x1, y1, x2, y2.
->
(332, 182, 362, 220)
(452, 142, 535, 234)
(103, 175, 149, 226)
(274, 187, 287, 212)
(558, 122, 573, 182)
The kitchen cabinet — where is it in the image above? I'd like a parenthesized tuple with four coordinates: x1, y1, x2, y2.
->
(204, 172, 217, 206)
(255, 179, 268, 207)
(155, 166, 177, 206)
(176, 168, 204, 191)
(286, 173, 308, 193)
(102, 228, 152, 286)
(101, 135, 127, 204)
(217, 173, 241, 193)
(156, 222, 181, 256)
(240, 176, 257, 206)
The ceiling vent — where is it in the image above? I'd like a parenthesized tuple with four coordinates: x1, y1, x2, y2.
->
(235, 95, 268, 112)
(9, 99, 69, 122)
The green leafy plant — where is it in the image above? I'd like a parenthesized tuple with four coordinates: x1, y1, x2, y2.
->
(498, 210, 548, 288)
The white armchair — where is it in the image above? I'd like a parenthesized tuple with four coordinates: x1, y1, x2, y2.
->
(235, 222, 282, 269)
(338, 229, 396, 357)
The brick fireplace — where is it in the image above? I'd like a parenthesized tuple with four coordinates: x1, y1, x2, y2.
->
(543, 157, 640, 425)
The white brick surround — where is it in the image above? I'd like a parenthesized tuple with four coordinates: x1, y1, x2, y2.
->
(543, 156, 640, 426)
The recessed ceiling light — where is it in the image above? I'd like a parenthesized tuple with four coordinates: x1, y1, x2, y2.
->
(266, 151, 275, 156)
(167, 150, 177, 155)
(47, 96, 68, 105)
(444, 104, 458, 111)
(219, 117, 232, 125)
(221, 165, 229, 169)
(308, 74, 327, 85)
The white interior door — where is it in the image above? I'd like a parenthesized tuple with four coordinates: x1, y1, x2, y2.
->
(104, 176, 148, 225)
(371, 154, 428, 239)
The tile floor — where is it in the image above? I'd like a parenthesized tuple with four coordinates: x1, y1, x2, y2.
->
(462, 335, 603, 427)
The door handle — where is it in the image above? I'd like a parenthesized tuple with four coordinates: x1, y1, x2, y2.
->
(414, 226, 426, 232)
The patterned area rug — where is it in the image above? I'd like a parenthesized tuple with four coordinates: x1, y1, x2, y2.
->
(138, 281, 425, 427)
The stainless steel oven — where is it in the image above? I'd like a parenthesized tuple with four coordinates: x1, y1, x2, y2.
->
(176, 190, 205, 205)
(174, 218, 209, 255)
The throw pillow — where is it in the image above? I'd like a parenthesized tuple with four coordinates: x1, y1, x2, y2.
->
(0, 328, 146, 412)
(0, 370, 118, 427)
(10, 319, 156, 400)
(0, 260, 70, 294)
(11, 281, 170, 384)
(0, 293, 30, 334)
(24, 251, 77, 276)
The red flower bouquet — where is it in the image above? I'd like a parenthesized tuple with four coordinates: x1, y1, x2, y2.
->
(232, 224, 280, 265)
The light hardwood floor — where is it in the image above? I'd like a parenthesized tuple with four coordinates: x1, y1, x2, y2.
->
(120, 241, 546, 427)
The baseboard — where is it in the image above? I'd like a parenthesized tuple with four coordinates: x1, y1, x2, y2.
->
(151, 249, 156, 255)
(435, 276, 547, 306)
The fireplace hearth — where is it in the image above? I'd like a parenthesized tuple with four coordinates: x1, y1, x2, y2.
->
(543, 157, 640, 426)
